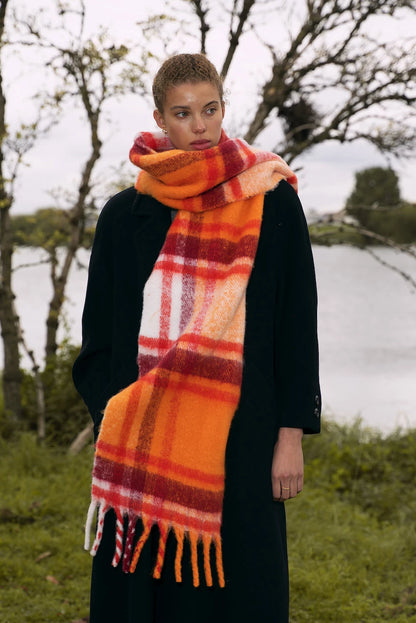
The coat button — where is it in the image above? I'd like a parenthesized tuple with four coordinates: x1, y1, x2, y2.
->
(315, 395, 320, 406)
(314, 407, 320, 417)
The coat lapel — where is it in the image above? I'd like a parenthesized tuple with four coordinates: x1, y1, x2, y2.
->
(131, 191, 172, 285)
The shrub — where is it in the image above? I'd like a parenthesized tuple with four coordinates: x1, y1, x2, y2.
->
(303, 419, 416, 523)
(17, 342, 90, 446)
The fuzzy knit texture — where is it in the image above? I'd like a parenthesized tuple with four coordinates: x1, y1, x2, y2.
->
(85, 130, 297, 588)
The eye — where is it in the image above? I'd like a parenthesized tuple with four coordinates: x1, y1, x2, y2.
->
(205, 107, 218, 116)
(175, 111, 188, 118)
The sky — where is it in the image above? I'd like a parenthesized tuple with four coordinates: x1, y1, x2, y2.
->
(4, 0, 416, 217)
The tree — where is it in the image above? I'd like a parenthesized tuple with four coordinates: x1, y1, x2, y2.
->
(344, 167, 416, 246)
(0, 0, 148, 434)
(179, 0, 416, 164)
(346, 167, 402, 211)
(11, 208, 95, 248)
(309, 165, 416, 287)
(17, 1, 147, 363)
(0, 0, 20, 422)
(0, 0, 49, 421)
(2, 0, 416, 436)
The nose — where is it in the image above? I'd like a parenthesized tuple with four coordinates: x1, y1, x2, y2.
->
(192, 115, 206, 134)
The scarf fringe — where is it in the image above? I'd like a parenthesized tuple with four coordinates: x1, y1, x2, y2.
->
(86, 131, 298, 588)
(84, 502, 225, 588)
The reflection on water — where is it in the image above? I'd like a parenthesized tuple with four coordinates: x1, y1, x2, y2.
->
(5, 245, 416, 434)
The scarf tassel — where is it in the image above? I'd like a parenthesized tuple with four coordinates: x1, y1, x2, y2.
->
(84, 503, 225, 588)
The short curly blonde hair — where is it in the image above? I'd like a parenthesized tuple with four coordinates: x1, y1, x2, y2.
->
(152, 53, 224, 112)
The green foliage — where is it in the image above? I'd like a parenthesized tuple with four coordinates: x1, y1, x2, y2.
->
(0, 372, 21, 439)
(355, 201, 416, 244)
(11, 208, 95, 249)
(0, 342, 89, 446)
(309, 205, 416, 246)
(302, 419, 416, 523)
(342, 166, 416, 244)
(19, 342, 90, 446)
(346, 167, 401, 210)
(0, 434, 92, 623)
(1, 422, 416, 621)
(288, 491, 416, 622)
(287, 420, 416, 621)
(308, 222, 368, 246)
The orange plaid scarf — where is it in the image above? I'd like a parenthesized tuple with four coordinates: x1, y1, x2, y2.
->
(85, 130, 297, 587)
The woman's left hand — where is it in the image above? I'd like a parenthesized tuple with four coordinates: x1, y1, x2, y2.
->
(271, 427, 304, 502)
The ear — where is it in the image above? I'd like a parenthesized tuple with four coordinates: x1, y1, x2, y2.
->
(153, 109, 166, 131)
(221, 102, 225, 119)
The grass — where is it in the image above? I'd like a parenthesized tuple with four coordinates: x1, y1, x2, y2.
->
(1, 421, 416, 622)
(308, 222, 368, 246)
(0, 435, 92, 623)
(288, 421, 416, 622)
(288, 488, 416, 622)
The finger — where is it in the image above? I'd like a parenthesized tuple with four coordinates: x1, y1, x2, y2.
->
(288, 478, 301, 498)
(280, 483, 291, 500)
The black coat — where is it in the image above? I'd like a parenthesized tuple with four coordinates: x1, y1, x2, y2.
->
(73, 179, 321, 623)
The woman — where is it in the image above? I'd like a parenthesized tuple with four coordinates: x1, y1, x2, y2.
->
(73, 53, 321, 623)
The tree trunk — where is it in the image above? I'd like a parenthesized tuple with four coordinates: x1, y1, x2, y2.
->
(0, 280, 22, 422)
(220, 0, 256, 79)
(0, 0, 22, 422)
(243, 99, 274, 145)
(67, 420, 93, 455)
(0, 160, 22, 424)
(45, 125, 102, 361)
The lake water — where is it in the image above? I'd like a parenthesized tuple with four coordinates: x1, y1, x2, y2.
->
(4, 245, 416, 434)
(314, 246, 416, 434)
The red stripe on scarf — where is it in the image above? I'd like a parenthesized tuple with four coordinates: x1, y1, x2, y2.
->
(86, 130, 298, 587)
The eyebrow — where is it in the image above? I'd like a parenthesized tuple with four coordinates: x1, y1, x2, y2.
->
(169, 100, 220, 111)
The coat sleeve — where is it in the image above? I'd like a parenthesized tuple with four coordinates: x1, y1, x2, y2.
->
(72, 193, 119, 436)
(273, 181, 321, 434)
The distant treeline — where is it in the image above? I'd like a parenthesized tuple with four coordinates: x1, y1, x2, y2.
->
(309, 167, 416, 246)
(11, 208, 95, 249)
(309, 201, 416, 246)
(12, 201, 416, 250)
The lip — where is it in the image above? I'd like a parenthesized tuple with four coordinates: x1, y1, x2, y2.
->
(190, 140, 212, 150)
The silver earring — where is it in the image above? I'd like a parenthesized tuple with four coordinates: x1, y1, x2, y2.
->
(162, 128, 168, 135)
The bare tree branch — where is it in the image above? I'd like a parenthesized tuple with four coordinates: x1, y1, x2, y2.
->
(18, 327, 46, 444)
(1, 0, 23, 420)
(313, 210, 416, 288)
(190, 0, 210, 53)
(15, 0, 150, 360)
(220, 0, 256, 79)
(365, 246, 416, 290)
(243, 0, 416, 163)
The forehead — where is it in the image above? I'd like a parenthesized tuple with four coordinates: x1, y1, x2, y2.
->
(164, 81, 222, 107)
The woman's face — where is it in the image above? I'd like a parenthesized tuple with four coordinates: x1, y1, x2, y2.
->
(153, 81, 225, 151)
